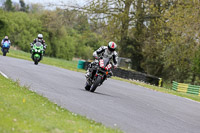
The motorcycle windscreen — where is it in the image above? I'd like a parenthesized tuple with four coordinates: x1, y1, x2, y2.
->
(35, 42, 42, 47)
(103, 57, 110, 67)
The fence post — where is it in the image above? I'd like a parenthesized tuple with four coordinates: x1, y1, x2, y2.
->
(159, 78, 162, 87)
(172, 81, 178, 91)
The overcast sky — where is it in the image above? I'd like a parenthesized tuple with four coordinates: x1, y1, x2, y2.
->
(12, 0, 87, 7)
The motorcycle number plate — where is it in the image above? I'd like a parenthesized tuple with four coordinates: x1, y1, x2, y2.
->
(99, 59, 104, 68)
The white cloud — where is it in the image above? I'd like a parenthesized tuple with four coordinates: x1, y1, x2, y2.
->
(11, 0, 87, 9)
(12, 0, 86, 6)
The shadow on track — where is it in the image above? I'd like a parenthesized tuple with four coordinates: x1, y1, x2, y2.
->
(80, 89, 115, 98)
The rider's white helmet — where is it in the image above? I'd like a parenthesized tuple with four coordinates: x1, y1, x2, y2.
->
(108, 41, 117, 52)
(5, 36, 8, 39)
(38, 34, 43, 39)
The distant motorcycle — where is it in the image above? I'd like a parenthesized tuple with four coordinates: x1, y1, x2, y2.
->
(2, 41, 10, 56)
(31, 42, 44, 65)
(85, 57, 113, 92)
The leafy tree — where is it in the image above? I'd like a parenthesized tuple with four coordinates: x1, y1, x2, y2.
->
(29, 3, 44, 13)
(138, 0, 200, 83)
(76, 0, 162, 72)
(4, 0, 14, 11)
(19, 0, 29, 12)
(161, 0, 200, 83)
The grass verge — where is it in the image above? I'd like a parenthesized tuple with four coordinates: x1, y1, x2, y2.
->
(6, 49, 85, 73)
(0, 75, 122, 133)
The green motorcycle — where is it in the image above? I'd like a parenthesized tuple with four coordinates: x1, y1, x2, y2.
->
(31, 42, 44, 65)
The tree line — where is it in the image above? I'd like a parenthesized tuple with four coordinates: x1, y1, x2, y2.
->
(0, 0, 105, 60)
(78, 0, 200, 85)
(0, 0, 200, 85)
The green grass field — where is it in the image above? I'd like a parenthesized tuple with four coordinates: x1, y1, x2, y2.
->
(0, 75, 122, 133)
(7, 49, 85, 73)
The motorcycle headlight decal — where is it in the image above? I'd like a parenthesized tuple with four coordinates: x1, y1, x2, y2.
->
(105, 64, 112, 70)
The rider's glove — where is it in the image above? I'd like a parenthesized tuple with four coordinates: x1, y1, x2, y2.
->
(43, 45, 47, 49)
(94, 56, 98, 59)
(113, 65, 117, 69)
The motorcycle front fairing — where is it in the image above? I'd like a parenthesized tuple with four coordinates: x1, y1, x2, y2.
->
(2, 41, 10, 48)
(2, 41, 10, 51)
(32, 42, 43, 54)
(95, 57, 112, 84)
(32, 42, 44, 62)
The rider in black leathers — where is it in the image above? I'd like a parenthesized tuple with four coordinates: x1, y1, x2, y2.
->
(30, 34, 47, 50)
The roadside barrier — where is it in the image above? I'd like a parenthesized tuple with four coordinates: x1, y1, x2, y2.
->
(112, 68, 162, 86)
(172, 81, 200, 96)
(77, 60, 85, 69)
(83, 61, 162, 86)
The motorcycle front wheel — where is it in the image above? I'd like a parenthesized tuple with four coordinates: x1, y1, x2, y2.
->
(3, 49, 7, 56)
(90, 76, 102, 92)
(85, 82, 91, 91)
(34, 58, 39, 65)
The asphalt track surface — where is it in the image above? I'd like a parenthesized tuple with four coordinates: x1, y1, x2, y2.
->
(1, 56, 200, 133)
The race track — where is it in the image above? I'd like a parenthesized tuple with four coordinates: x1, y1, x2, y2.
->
(0, 56, 200, 133)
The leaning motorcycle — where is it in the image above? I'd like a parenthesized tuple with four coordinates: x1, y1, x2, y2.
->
(31, 42, 44, 65)
(2, 41, 10, 56)
(85, 57, 113, 92)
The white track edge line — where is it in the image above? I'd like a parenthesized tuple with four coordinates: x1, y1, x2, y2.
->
(0, 71, 9, 79)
